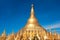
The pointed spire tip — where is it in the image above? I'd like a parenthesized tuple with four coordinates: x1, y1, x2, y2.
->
(32, 4, 34, 7)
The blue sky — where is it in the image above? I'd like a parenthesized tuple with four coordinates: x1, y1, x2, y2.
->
(0, 0, 60, 35)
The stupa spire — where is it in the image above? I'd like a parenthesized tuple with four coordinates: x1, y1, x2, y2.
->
(12, 30, 14, 34)
(11, 29, 15, 35)
(26, 4, 39, 25)
(2, 29, 6, 36)
(3, 29, 6, 34)
(30, 4, 34, 18)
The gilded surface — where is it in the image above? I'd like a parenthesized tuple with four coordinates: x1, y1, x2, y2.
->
(0, 4, 60, 40)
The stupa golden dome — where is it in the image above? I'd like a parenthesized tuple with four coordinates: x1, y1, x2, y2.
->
(0, 4, 60, 40)
(16, 4, 51, 40)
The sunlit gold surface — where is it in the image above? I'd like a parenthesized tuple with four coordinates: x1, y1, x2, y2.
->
(0, 4, 60, 40)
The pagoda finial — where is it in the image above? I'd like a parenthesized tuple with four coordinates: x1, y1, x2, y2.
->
(32, 4, 34, 7)
(11, 29, 14, 35)
(54, 28, 57, 35)
(3, 29, 6, 34)
(30, 4, 34, 18)
(27, 4, 39, 25)
(2, 29, 6, 36)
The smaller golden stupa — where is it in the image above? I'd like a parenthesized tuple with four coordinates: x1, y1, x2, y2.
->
(0, 29, 6, 40)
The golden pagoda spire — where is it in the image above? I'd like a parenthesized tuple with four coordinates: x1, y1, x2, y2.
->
(49, 26, 52, 34)
(3, 29, 6, 34)
(11, 29, 14, 35)
(2, 29, 6, 36)
(30, 4, 34, 18)
(54, 28, 57, 35)
(27, 4, 39, 25)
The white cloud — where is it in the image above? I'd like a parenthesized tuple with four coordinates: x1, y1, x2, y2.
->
(44, 22, 60, 30)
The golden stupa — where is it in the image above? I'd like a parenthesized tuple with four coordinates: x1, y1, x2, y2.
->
(0, 4, 60, 40)
(15, 4, 60, 40)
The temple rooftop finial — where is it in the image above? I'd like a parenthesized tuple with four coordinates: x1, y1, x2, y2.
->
(3, 29, 6, 34)
(32, 4, 34, 7)
(30, 4, 34, 18)
(11, 29, 14, 35)
(26, 4, 39, 25)
(2, 29, 6, 36)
